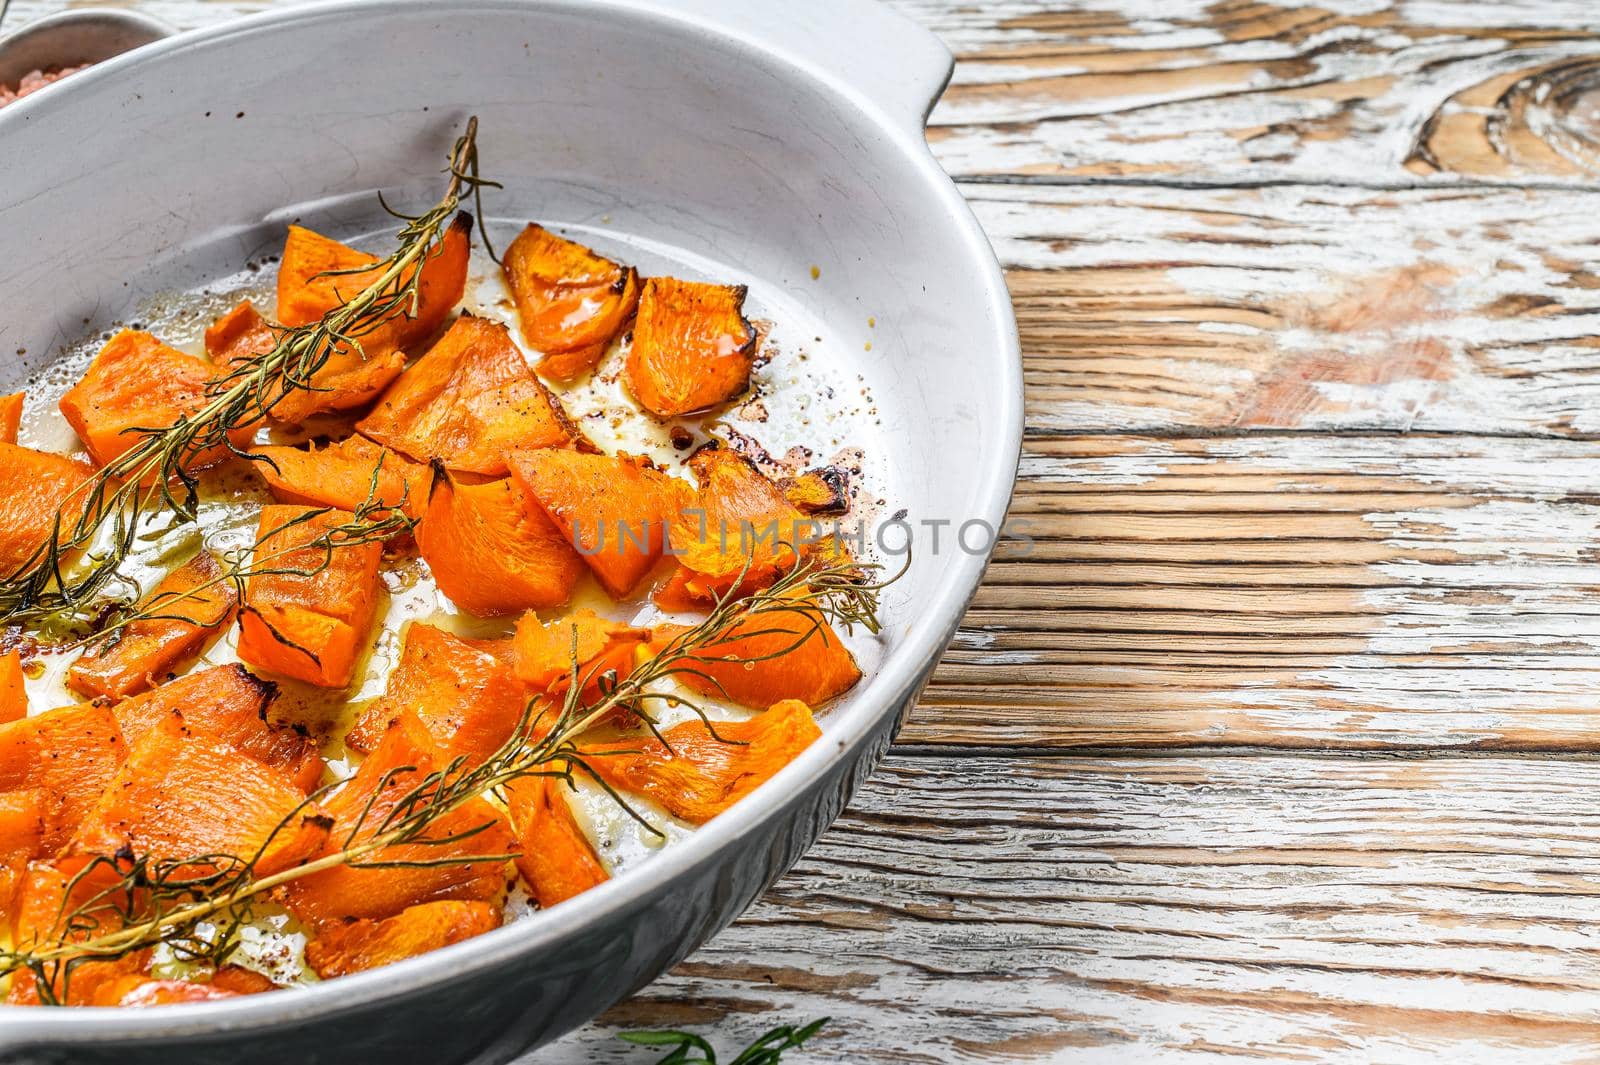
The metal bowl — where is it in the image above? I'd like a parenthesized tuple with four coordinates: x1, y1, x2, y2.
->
(0, 8, 172, 92)
(0, 1, 1022, 1061)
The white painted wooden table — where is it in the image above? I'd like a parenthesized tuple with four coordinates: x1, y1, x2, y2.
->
(17, 0, 1600, 1060)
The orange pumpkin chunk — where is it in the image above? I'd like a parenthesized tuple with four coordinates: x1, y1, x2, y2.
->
(96, 977, 243, 1007)
(0, 702, 125, 853)
(249, 434, 426, 518)
(306, 899, 501, 978)
(284, 711, 513, 929)
(109, 665, 322, 794)
(0, 442, 96, 576)
(585, 699, 820, 824)
(502, 224, 639, 381)
(504, 775, 608, 909)
(204, 299, 277, 372)
(0, 391, 23, 445)
(508, 448, 687, 599)
(67, 551, 237, 701)
(59, 330, 251, 472)
(358, 315, 585, 476)
(417, 466, 584, 617)
(0, 789, 46, 927)
(512, 609, 646, 693)
(669, 446, 810, 600)
(270, 215, 472, 421)
(69, 713, 330, 879)
(7, 858, 150, 1005)
(0, 649, 25, 724)
(345, 623, 526, 766)
(236, 505, 384, 688)
(625, 277, 756, 417)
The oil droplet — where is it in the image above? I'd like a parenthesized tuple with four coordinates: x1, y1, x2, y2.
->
(809, 265, 820, 280)
(867, 317, 875, 328)
(864, 342, 873, 351)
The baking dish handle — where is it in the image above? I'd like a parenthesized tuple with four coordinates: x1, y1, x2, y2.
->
(678, 0, 955, 131)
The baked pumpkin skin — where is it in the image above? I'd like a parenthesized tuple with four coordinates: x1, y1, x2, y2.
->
(235, 505, 385, 688)
(416, 464, 585, 617)
(357, 315, 587, 476)
(268, 214, 472, 421)
(624, 277, 757, 417)
(502, 224, 639, 381)
(67, 551, 238, 702)
(59, 330, 252, 473)
(507, 447, 688, 599)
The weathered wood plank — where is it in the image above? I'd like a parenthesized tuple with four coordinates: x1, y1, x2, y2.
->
(542, 752, 1600, 1063)
(886, 0, 1600, 185)
(976, 185, 1600, 436)
(909, 434, 1600, 751)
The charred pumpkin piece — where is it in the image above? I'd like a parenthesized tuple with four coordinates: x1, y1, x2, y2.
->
(781, 467, 851, 516)
(0, 702, 124, 854)
(669, 445, 810, 600)
(109, 664, 321, 794)
(69, 712, 330, 879)
(305, 899, 501, 978)
(284, 710, 514, 929)
(345, 623, 525, 767)
(95, 977, 244, 1007)
(270, 215, 472, 422)
(652, 591, 860, 709)
(249, 434, 426, 519)
(236, 505, 384, 688)
(204, 300, 278, 373)
(58, 330, 253, 472)
(512, 609, 647, 693)
(502, 224, 639, 380)
(0, 391, 23, 445)
(624, 277, 756, 417)
(0, 442, 97, 576)
(586, 699, 821, 824)
(504, 774, 608, 909)
(357, 315, 587, 476)
(507, 448, 688, 599)
(416, 465, 584, 617)
(66, 552, 237, 701)
(6, 858, 150, 1006)
(0, 649, 25, 724)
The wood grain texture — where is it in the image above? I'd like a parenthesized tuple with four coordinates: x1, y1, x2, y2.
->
(544, 753, 1600, 1063)
(887, 0, 1600, 185)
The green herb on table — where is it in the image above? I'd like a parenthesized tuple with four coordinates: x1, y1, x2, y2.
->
(621, 1018, 830, 1063)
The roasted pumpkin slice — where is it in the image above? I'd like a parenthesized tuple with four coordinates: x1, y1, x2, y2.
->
(512, 609, 647, 694)
(204, 300, 278, 373)
(109, 664, 322, 794)
(69, 712, 330, 879)
(504, 774, 608, 909)
(284, 710, 514, 929)
(416, 465, 584, 617)
(0, 789, 45, 928)
(95, 977, 244, 1007)
(7, 858, 151, 1006)
(781, 467, 851, 516)
(236, 505, 385, 688)
(0, 391, 24, 445)
(652, 591, 860, 709)
(270, 215, 472, 421)
(625, 277, 756, 417)
(249, 434, 426, 519)
(502, 224, 639, 380)
(668, 445, 808, 600)
(0, 702, 125, 854)
(0, 442, 97, 576)
(507, 448, 687, 599)
(585, 699, 820, 824)
(345, 623, 526, 766)
(59, 330, 252, 472)
(357, 315, 586, 475)
(67, 551, 237, 701)
(306, 899, 501, 978)
(0, 648, 25, 724)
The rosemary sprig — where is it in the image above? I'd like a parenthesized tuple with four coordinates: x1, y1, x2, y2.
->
(0, 117, 491, 631)
(0, 554, 890, 1002)
(620, 1018, 830, 1064)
